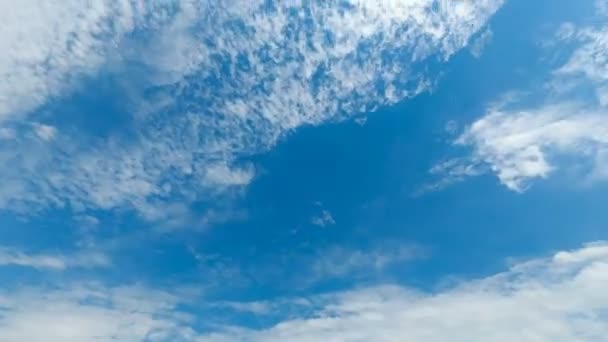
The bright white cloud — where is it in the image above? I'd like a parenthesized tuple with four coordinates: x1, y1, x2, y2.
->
(202, 242, 608, 342)
(453, 103, 608, 191)
(433, 20, 608, 191)
(0, 247, 110, 270)
(0, 0, 503, 219)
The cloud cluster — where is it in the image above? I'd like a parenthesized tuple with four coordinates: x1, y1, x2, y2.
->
(0, 0, 502, 219)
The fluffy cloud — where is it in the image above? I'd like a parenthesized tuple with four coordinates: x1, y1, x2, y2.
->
(0, 0, 502, 219)
(434, 18, 608, 191)
(202, 242, 608, 342)
(0, 284, 196, 342)
(452, 103, 608, 191)
(0, 242, 606, 341)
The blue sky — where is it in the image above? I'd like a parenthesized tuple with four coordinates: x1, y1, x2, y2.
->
(1, 0, 608, 341)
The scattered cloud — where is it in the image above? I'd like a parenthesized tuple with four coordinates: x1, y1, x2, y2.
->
(0, 247, 110, 271)
(469, 27, 493, 58)
(354, 116, 368, 126)
(0, 242, 606, 341)
(0, 0, 503, 220)
(0, 284, 196, 342)
(32, 123, 57, 141)
(307, 243, 425, 284)
(311, 210, 336, 228)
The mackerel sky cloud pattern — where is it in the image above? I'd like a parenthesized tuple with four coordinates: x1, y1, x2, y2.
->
(0, 0, 502, 217)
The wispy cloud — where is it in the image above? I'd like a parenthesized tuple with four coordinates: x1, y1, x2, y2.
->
(452, 103, 608, 191)
(0, 0, 503, 220)
(189, 241, 425, 292)
(0, 247, 110, 271)
(307, 243, 424, 283)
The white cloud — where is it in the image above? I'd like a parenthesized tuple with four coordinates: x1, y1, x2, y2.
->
(0, 0, 503, 219)
(204, 162, 255, 187)
(0, 284, 196, 342)
(433, 21, 608, 191)
(0, 242, 606, 341)
(202, 242, 608, 342)
(0, 0, 135, 122)
(452, 103, 608, 191)
(0, 247, 110, 271)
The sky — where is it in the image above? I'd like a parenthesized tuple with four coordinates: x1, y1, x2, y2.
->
(1, 0, 608, 341)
